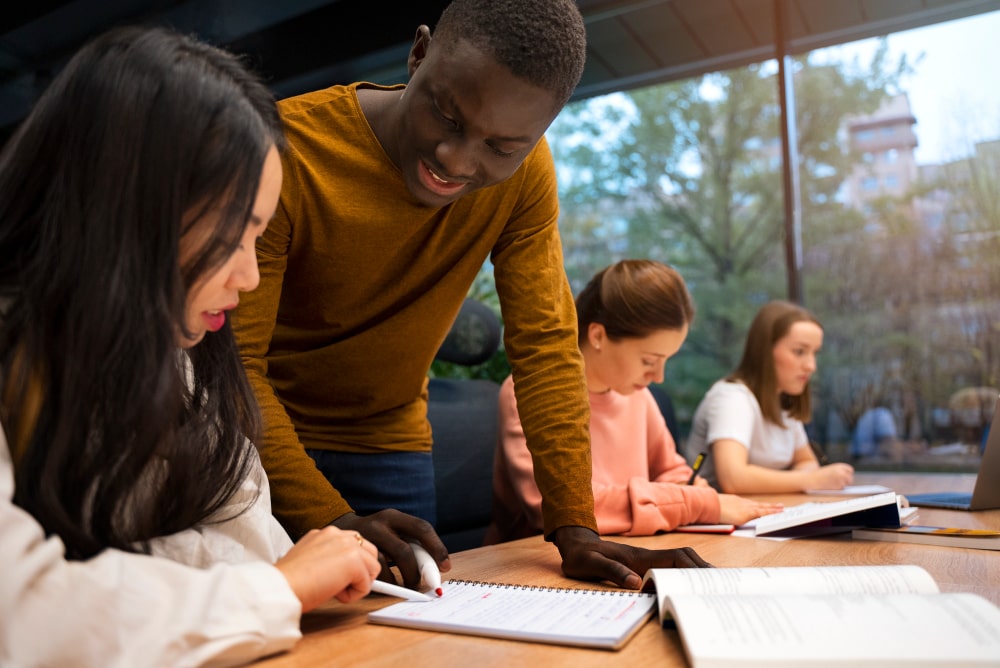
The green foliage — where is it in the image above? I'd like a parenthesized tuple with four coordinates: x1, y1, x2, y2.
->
(548, 46, 910, 433)
(437, 42, 1000, 453)
(430, 348, 510, 384)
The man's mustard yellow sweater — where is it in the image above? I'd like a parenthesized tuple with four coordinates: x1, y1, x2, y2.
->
(233, 82, 595, 539)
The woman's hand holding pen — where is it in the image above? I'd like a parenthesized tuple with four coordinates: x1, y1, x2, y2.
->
(275, 525, 381, 612)
(686, 452, 707, 484)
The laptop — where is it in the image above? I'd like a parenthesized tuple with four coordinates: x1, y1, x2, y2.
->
(906, 397, 1000, 510)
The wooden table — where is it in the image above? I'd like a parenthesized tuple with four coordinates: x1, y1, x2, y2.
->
(253, 473, 999, 667)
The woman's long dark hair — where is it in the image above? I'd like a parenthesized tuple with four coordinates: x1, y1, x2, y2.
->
(0, 26, 285, 559)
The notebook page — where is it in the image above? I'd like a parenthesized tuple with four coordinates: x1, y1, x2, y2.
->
(368, 580, 656, 649)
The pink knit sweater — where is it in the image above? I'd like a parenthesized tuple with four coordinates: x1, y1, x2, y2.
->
(488, 376, 722, 542)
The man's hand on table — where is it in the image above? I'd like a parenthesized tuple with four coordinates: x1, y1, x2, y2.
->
(551, 525, 712, 590)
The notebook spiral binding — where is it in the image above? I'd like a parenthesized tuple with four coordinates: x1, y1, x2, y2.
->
(447, 579, 647, 596)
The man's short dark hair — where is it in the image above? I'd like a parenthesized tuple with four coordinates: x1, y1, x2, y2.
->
(434, 0, 587, 109)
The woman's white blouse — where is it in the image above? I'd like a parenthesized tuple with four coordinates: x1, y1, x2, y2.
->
(0, 424, 302, 667)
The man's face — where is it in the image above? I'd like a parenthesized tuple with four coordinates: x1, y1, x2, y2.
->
(395, 37, 561, 207)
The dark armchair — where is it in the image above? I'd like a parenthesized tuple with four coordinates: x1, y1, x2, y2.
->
(428, 298, 503, 553)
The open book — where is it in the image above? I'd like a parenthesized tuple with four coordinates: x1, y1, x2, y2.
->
(641, 564, 1000, 667)
(737, 490, 902, 536)
(368, 579, 655, 649)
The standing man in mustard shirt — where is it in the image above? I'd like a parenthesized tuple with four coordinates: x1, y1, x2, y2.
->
(233, 0, 709, 590)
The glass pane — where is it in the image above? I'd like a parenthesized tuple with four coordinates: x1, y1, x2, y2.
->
(804, 11, 1000, 471)
(546, 9, 1000, 473)
(548, 66, 786, 433)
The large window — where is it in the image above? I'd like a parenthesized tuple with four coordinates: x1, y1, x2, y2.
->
(543, 10, 1000, 471)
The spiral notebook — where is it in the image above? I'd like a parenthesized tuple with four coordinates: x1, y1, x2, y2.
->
(367, 579, 656, 650)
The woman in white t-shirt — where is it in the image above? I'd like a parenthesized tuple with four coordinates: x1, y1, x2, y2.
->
(687, 301, 854, 493)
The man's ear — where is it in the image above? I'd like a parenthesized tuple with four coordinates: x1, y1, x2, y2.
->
(407, 25, 432, 78)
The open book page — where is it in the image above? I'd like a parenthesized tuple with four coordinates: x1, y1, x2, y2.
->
(665, 592, 1000, 668)
(368, 580, 656, 650)
(641, 564, 939, 621)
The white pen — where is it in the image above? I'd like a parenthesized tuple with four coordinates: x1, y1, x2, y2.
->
(369, 579, 434, 602)
(409, 542, 443, 597)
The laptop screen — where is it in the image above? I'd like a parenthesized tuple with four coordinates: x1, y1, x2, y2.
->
(906, 396, 1000, 511)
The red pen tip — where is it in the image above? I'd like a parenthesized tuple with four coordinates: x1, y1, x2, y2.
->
(435, 588, 443, 597)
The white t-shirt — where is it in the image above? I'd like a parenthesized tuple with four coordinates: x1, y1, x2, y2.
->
(686, 380, 808, 489)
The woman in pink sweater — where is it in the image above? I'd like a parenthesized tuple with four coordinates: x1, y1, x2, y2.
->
(486, 260, 783, 542)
